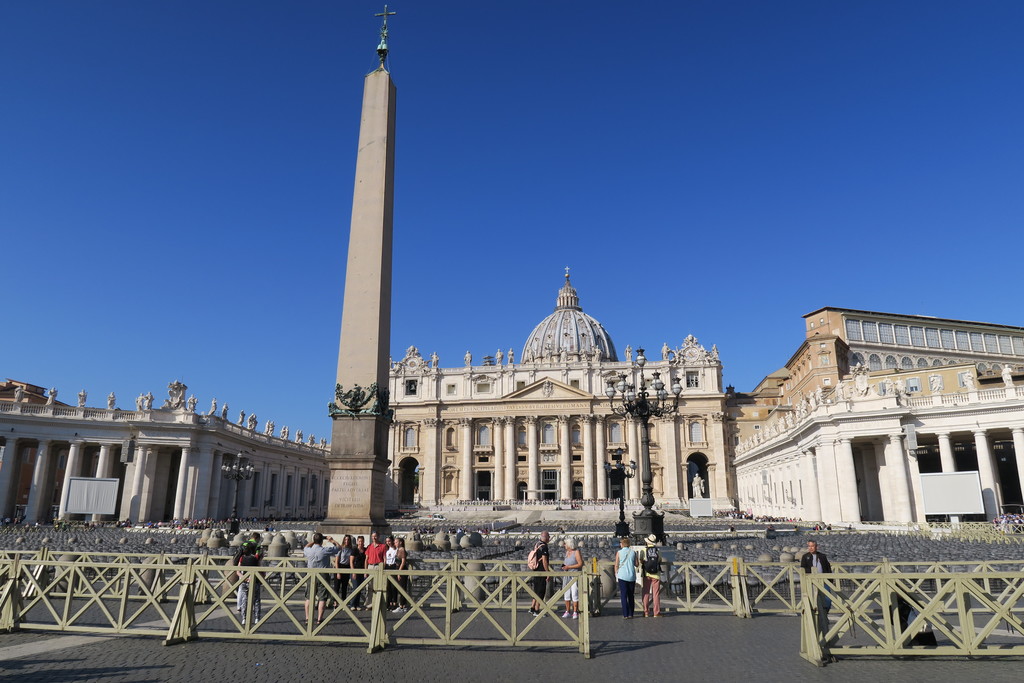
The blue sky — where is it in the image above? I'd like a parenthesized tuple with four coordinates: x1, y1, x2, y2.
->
(3, 1, 1023, 438)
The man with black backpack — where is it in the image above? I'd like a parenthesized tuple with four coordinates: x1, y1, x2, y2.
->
(527, 531, 550, 616)
(639, 534, 663, 617)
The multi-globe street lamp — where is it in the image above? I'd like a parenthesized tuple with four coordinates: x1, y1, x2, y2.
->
(222, 455, 255, 535)
(604, 449, 636, 537)
(605, 347, 682, 542)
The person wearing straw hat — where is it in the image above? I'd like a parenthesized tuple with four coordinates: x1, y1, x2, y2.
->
(638, 534, 663, 617)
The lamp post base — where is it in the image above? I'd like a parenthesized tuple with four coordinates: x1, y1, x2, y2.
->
(632, 508, 664, 544)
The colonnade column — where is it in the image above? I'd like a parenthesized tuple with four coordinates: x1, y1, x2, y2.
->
(492, 417, 505, 501)
(95, 444, 113, 479)
(1012, 428, 1024, 508)
(459, 418, 473, 500)
(835, 439, 862, 523)
(936, 432, 956, 473)
(56, 441, 83, 519)
(127, 445, 151, 522)
(973, 430, 999, 518)
(172, 446, 192, 521)
(626, 417, 641, 501)
(421, 419, 440, 504)
(191, 447, 213, 520)
(558, 416, 571, 499)
(24, 440, 52, 523)
(504, 417, 516, 502)
(595, 417, 608, 499)
(0, 438, 17, 519)
(884, 434, 913, 523)
(526, 417, 539, 501)
(208, 451, 224, 520)
(581, 415, 595, 499)
(659, 417, 680, 503)
(801, 449, 822, 521)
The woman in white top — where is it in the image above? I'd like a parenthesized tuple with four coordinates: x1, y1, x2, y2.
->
(561, 537, 584, 619)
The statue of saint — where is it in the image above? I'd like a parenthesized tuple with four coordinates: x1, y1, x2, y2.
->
(430, 352, 439, 368)
(238, 409, 246, 425)
(692, 474, 705, 498)
(662, 343, 671, 361)
(107, 392, 116, 410)
(1002, 364, 1014, 388)
(464, 350, 472, 367)
(186, 395, 197, 412)
(209, 397, 218, 416)
(136, 394, 145, 410)
(78, 390, 87, 408)
(144, 392, 154, 410)
(13, 385, 24, 403)
(508, 348, 515, 365)
(281, 425, 289, 440)
(495, 348, 503, 364)
(46, 388, 57, 405)
(625, 345, 633, 362)
(221, 403, 229, 419)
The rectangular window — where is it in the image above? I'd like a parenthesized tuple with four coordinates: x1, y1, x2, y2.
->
(999, 335, 1013, 354)
(956, 330, 971, 350)
(910, 326, 925, 346)
(845, 319, 862, 341)
(570, 379, 580, 388)
(476, 383, 491, 393)
(477, 456, 489, 463)
(862, 321, 878, 342)
(285, 475, 293, 506)
(269, 473, 278, 506)
(685, 371, 700, 388)
(299, 476, 307, 506)
(925, 328, 940, 348)
(894, 325, 911, 345)
(822, 377, 831, 385)
(405, 379, 418, 396)
(940, 329, 955, 349)
(446, 384, 457, 396)
(517, 454, 527, 462)
(984, 334, 998, 352)
(905, 378, 921, 392)
(310, 475, 317, 504)
(516, 381, 526, 391)
(970, 332, 984, 351)
(879, 323, 894, 344)
(1014, 337, 1024, 355)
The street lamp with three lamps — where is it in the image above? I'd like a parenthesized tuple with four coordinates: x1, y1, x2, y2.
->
(222, 455, 255, 535)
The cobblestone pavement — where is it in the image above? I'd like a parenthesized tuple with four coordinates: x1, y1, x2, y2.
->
(0, 612, 1019, 683)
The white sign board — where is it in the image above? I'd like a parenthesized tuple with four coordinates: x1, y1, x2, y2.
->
(919, 471, 985, 515)
(65, 478, 120, 515)
(689, 498, 714, 518)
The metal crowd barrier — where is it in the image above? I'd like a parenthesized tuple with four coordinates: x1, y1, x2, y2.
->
(800, 569, 1024, 665)
(0, 554, 591, 657)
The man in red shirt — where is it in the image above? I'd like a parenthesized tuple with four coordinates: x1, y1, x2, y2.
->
(365, 531, 387, 568)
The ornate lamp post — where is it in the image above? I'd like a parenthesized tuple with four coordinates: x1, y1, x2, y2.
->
(606, 348, 682, 542)
(604, 449, 636, 537)
(222, 455, 255, 535)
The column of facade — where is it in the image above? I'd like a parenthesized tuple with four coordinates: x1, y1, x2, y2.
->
(190, 446, 214, 520)
(56, 441, 83, 519)
(814, 441, 841, 523)
(835, 439, 862, 522)
(581, 415, 595, 499)
(659, 417, 680, 503)
(526, 417, 539, 501)
(936, 432, 956, 473)
(1012, 428, 1024, 510)
(126, 445, 151, 522)
(24, 440, 52, 523)
(421, 419, 440, 504)
(492, 417, 505, 501)
(0, 438, 17, 519)
(595, 417, 608, 499)
(172, 446, 192, 521)
(139, 447, 160, 522)
(973, 430, 999, 518)
(208, 451, 224, 520)
(459, 419, 473, 500)
(94, 443, 113, 479)
(883, 434, 913, 523)
(558, 416, 572, 499)
(627, 417, 641, 501)
(801, 449, 822, 521)
(504, 417, 517, 500)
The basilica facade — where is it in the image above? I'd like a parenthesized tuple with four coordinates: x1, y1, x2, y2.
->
(385, 275, 734, 509)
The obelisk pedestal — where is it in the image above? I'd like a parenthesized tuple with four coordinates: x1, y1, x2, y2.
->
(322, 64, 396, 537)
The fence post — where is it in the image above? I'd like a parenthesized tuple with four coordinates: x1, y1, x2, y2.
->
(589, 557, 601, 617)
(0, 558, 22, 633)
(579, 568, 592, 658)
(798, 578, 827, 666)
(164, 562, 197, 646)
(367, 564, 388, 653)
(731, 557, 752, 618)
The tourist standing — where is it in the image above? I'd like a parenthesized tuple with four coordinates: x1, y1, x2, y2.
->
(332, 534, 354, 607)
(638, 534, 662, 617)
(561, 537, 583, 619)
(393, 537, 410, 612)
(384, 536, 399, 610)
(350, 535, 367, 610)
(800, 540, 833, 615)
(365, 531, 387, 569)
(528, 531, 551, 616)
(614, 536, 638, 619)
(235, 541, 262, 626)
(303, 533, 340, 624)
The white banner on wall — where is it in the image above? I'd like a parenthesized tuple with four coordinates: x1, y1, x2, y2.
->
(65, 478, 120, 515)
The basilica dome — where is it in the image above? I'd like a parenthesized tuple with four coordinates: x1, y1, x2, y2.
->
(521, 274, 618, 363)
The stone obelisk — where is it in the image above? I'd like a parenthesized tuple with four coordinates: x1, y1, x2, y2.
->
(323, 10, 397, 535)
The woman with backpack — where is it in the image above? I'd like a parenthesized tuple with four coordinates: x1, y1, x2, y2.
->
(561, 537, 583, 619)
(639, 534, 662, 617)
(614, 536, 638, 619)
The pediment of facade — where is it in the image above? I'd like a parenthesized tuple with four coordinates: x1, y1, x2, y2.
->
(503, 378, 594, 401)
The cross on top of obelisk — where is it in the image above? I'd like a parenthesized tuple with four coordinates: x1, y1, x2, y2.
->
(375, 5, 396, 67)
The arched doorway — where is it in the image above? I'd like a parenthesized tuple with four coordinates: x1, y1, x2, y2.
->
(608, 469, 626, 500)
(516, 481, 527, 501)
(571, 481, 583, 500)
(399, 457, 419, 505)
(686, 453, 709, 499)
